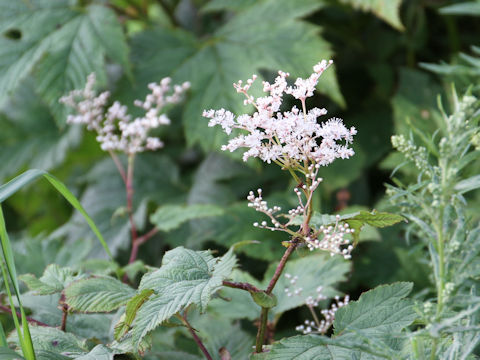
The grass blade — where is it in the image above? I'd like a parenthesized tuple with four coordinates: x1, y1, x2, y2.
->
(0, 169, 112, 260)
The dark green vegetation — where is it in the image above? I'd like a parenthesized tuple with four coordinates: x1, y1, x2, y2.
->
(1, 0, 480, 359)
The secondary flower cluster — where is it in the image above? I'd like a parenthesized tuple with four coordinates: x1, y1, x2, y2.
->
(60, 74, 190, 154)
(203, 60, 356, 165)
(296, 294, 350, 335)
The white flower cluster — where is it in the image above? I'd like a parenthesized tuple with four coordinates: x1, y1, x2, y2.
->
(60, 74, 190, 154)
(306, 215, 354, 259)
(203, 60, 356, 165)
(296, 294, 350, 335)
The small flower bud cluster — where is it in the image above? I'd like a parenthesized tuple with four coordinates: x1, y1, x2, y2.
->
(60, 73, 190, 154)
(306, 215, 354, 259)
(296, 294, 350, 335)
(391, 135, 431, 176)
(248, 189, 284, 230)
(284, 273, 303, 297)
(204, 61, 356, 165)
(305, 286, 327, 307)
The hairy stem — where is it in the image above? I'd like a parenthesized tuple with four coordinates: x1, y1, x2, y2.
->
(60, 304, 68, 332)
(222, 280, 261, 293)
(255, 239, 300, 352)
(266, 239, 299, 294)
(255, 308, 269, 353)
(181, 312, 213, 360)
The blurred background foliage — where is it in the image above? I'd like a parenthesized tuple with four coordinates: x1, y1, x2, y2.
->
(1, 0, 480, 349)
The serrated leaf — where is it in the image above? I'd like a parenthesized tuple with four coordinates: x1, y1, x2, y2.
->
(150, 204, 223, 232)
(19, 264, 79, 295)
(8, 326, 86, 355)
(0, 1, 129, 122)
(129, 247, 236, 347)
(74, 345, 123, 360)
(334, 282, 415, 336)
(339, 0, 404, 30)
(267, 283, 416, 359)
(65, 276, 135, 313)
(128, 0, 343, 150)
(347, 211, 406, 228)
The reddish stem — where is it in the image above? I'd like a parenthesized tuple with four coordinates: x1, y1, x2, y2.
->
(126, 155, 139, 264)
(136, 227, 159, 246)
(0, 305, 48, 327)
(182, 312, 213, 360)
(266, 239, 299, 294)
(222, 280, 261, 293)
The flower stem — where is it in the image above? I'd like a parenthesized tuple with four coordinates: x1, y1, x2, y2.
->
(126, 154, 139, 264)
(266, 238, 299, 294)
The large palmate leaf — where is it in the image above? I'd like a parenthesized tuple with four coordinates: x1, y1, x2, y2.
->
(0, 0, 128, 122)
(20, 264, 81, 295)
(126, 247, 236, 347)
(265, 282, 416, 359)
(127, 0, 343, 150)
(339, 0, 404, 31)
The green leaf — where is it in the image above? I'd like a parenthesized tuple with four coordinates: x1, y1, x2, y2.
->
(8, 326, 86, 355)
(74, 345, 123, 360)
(454, 174, 480, 194)
(20, 264, 79, 295)
(0, 169, 112, 259)
(347, 211, 406, 229)
(0, 79, 81, 183)
(0, 1, 129, 122)
(0, 347, 24, 360)
(440, 1, 480, 16)
(271, 253, 350, 315)
(334, 282, 415, 336)
(129, 0, 343, 150)
(266, 283, 416, 359)
(114, 289, 154, 340)
(150, 204, 223, 232)
(65, 276, 135, 313)
(339, 0, 404, 30)
(129, 247, 236, 347)
(251, 292, 277, 308)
